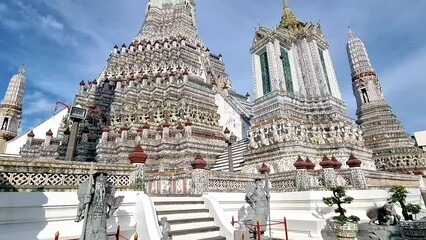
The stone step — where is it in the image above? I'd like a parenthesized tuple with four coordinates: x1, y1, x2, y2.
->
(152, 196, 226, 240)
(213, 159, 245, 166)
(170, 226, 221, 240)
(211, 164, 244, 170)
(165, 217, 215, 225)
(218, 144, 246, 151)
(155, 203, 205, 211)
(154, 200, 204, 205)
(217, 147, 246, 156)
(216, 152, 245, 159)
(157, 211, 211, 221)
(157, 208, 209, 215)
(151, 196, 203, 202)
(211, 167, 243, 172)
(169, 219, 216, 231)
(198, 236, 227, 240)
(212, 139, 247, 172)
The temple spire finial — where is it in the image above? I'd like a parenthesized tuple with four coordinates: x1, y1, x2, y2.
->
(279, 0, 302, 29)
(18, 65, 25, 75)
(283, 0, 289, 9)
(348, 26, 355, 39)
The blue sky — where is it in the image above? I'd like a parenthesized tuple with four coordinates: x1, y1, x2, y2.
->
(0, 0, 425, 134)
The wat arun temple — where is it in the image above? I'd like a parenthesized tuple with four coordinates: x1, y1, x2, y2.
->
(1, 1, 425, 240)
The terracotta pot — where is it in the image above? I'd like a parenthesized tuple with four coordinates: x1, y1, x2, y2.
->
(334, 222, 358, 239)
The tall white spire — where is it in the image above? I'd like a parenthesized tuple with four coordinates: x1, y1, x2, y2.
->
(2, 66, 26, 109)
(346, 28, 383, 106)
(0, 67, 27, 152)
(347, 28, 425, 171)
(346, 28, 374, 78)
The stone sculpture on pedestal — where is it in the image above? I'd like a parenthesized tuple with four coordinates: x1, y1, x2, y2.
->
(367, 203, 400, 226)
(366, 203, 403, 240)
(75, 171, 124, 240)
(245, 178, 270, 240)
(160, 217, 171, 240)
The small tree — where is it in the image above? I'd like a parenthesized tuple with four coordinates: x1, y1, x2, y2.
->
(388, 186, 421, 220)
(323, 186, 360, 224)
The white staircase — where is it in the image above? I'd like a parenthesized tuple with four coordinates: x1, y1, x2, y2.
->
(211, 138, 248, 172)
(152, 196, 226, 240)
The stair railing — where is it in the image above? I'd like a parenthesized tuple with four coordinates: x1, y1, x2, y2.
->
(54, 226, 139, 240)
(231, 216, 289, 240)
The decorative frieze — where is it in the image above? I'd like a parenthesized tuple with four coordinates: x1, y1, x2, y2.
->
(0, 158, 134, 192)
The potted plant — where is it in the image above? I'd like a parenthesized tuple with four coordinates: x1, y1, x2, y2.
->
(323, 186, 360, 238)
(388, 185, 421, 220)
(388, 185, 425, 238)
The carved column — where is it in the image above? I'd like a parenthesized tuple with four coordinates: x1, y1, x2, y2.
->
(128, 144, 147, 191)
(183, 69, 189, 83)
(135, 127, 143, 143)
(142, 123, 149, 139)
(175, 123, 183, 139)
(294, 156, 309, 191)
(191, 155, 208, 195)
(155, 126, 163, 140)
(100, 127, 110, 143)
(26, 130, 35, 146)
(43, 129, 53, 147)
(162, 122, 170, 139)
(320, 156, 336, 188)
(346, 154, 367, 189)
(120, 125, 130, 142)
(185, 119, 192, 137)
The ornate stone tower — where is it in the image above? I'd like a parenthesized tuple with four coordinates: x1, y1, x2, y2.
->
(347, 29, 425, 172)
(0, 67, 26, 152)
(242, 1, 375, 173)
(32, 0, 244, 174)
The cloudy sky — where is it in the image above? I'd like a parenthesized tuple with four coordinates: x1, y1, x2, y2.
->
(0, 0, 425, 134)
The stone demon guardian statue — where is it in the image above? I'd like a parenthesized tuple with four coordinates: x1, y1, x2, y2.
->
(75, 171, 124, 240)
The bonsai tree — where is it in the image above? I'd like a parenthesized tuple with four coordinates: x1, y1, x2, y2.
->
(388, 185, 422, 220)
(323, 186, 360, 224)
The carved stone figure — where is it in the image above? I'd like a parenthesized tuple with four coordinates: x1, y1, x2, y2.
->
(237, 206, 247, 230)
(248, 131, 258, 149)
(245, 178, 269, 235)
(271, 123, 282, 143)
(284, 122, 294, 142)
(297, 125, 306, 142)
(367, 203, 400, 226)
(259, 129, 269, 147)
(75, 172, 124, 240)
(160, 217, 171, 240)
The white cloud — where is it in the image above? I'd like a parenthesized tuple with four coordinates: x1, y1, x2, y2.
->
(40, 15, 64, 30)
(23, 91, 56, 115)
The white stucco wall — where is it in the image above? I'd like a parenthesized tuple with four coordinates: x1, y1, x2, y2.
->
(0, 191, 139, 240)
(414, 131, 426, 150)
(215, 93, 248, 140)
(5, 108, 68, 154)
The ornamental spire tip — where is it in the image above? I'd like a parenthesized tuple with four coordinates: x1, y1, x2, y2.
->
(279, 0, 302, 28)
(18, 65, 25, 75)
(348, 26, 356, 40)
